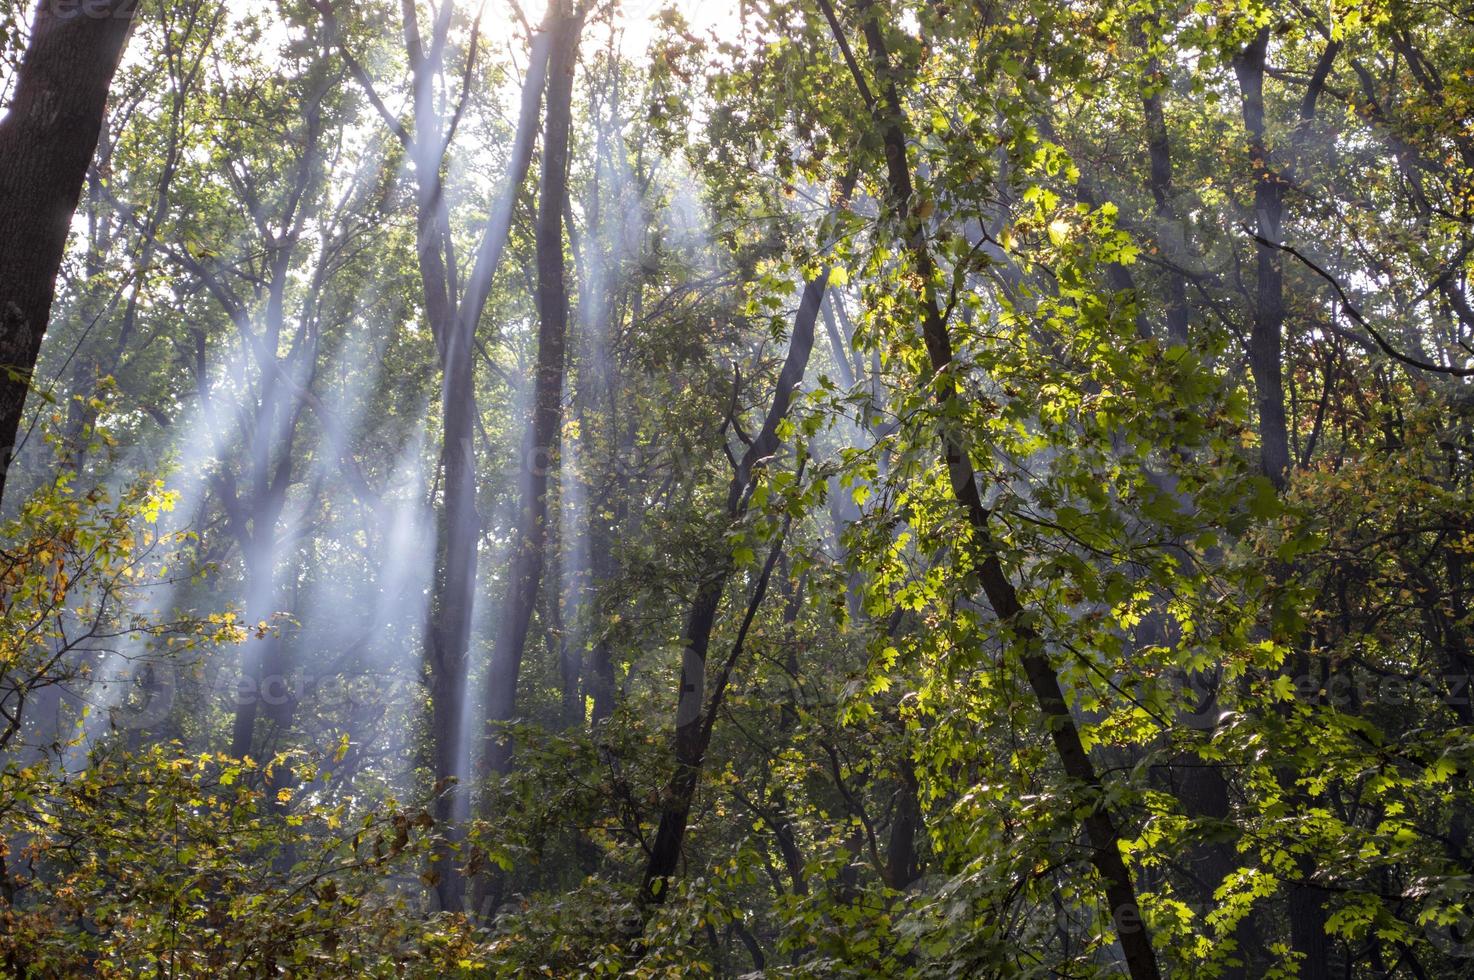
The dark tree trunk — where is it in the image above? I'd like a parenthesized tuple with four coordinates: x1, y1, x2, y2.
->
(883, 759, 921, 890)
(1233, 28, 1291, 491)
(1140, 50, 1191, 346)
(363, 0, 556, 913)
(1169, 749, 1260, 977)
(228, 542, 298, 825)
(425, 289, 479, 823)
(0, 0, 138, 503)
(464, 1, 584, 919)
(1288, 874, 1332, 980)
(639, 164, 856, 903)
(1233, 30, 1342, 974)
(480, 0, 585, 780)
(639, 568, 728, 903)
(641, 512, 798, 906)
(1092, 42, 1263, 974)
(818, 3, 1163, 976)
(821, 295, 925, 890)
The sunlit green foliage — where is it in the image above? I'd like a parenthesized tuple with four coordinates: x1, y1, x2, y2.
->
(3, 0, 1474, 975)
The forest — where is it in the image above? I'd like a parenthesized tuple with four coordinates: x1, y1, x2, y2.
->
(1, 0, 1473, 975)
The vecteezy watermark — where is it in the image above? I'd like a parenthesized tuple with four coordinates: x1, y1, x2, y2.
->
(105, 660, 423, 732)
(1424, 878, 1474, 959)
(1290, 671, 1473, 711)
(45, 0, 138, 19)
(1169, 669, 1474, 732)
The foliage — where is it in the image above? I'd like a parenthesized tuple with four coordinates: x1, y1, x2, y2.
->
(4, 0, 1474, 975)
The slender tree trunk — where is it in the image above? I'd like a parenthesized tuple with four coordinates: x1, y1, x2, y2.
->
(222, 444, 300, 775)
(818, 3, 1162, 976)
(639, 165, 855, 903)
(822, 294, 925, 890)
(1233, 30, 1342, 977)
(1140, 50, 1191, 346)
(480, 0, 585, 780)
(376, 2, 555, 913)
(464, 0, 584, 918)
(0, 0, 138, 503)
(883, 758, 921, 889)
(425, 297, 478, 797)
(63, 137, 113, 468)
(1234, 28, 1291, 491)
(641, 504, 801, 906)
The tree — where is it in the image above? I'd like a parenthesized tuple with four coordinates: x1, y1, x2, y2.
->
(480, 0, 585, 782)
(0, 0, 139, 503)
(315, 0, 555, 911)
(7, 0, 1474, 975)
(817, 3, 1161, 974)
(639, 163, 857, 908)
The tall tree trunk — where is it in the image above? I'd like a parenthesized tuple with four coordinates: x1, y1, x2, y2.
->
(466, 6, 583, 918)
(1139, 46, 1191, 346)
(1057, 44, 1263, 970)
(639, 166, 857, 906)
(352, 0, 556, 913)
(424, 290, 478, 812)
(313, 0, 548, 911)
(818, 3, 1163, 976)
(641, 496, 802, 906)
(480, 0, 584, 781)
(0, 0, 138, 503)
(1233, 29, 1341, 978)
(228, 533, 299, 827)
(1234, 28, 1291, 491)
(883, 758, 921, 889)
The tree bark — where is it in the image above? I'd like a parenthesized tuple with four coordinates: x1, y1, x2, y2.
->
(1234, 29, 1342, 976)
(480, 0, 584, 780)
(639, 167, 856, 906)
(337, 0, 556, 912)
(1139, 46, 1191, 345)
(818, 3, 1163, 976)
(1233, 27, 1291, 491)
(0, 0, 138, 503)
(315, 0, 557, 909)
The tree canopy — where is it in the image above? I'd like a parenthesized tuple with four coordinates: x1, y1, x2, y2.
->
(3, 0, 1474, 975)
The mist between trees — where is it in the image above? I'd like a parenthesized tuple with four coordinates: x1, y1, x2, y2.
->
(2, 0, 1474, 976)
